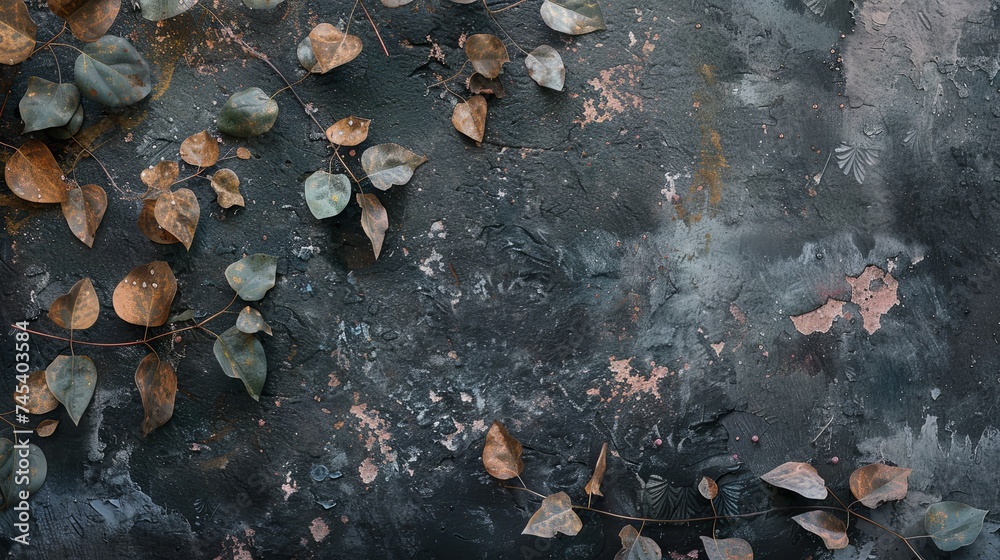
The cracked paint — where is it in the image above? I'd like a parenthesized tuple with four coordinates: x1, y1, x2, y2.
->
(846, 265, 899, 334)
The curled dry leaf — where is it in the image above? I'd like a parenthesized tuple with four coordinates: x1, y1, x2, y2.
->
(217, 87, 279, 137)
(464, 34, 509, 79)
(236, 306, 272, 335)
(467, 73, 505, 98)
(540, 0, 606, 35)
(700, 536, 753, 560)
(134, 353, 176, 436)
(112, 260, 178, 327)
(522, 492, 583, 538)
(35, 419, 58, 437)
(236, 147, 252, 160)
(19, 77, 81, 134)
(139, 0, 199, 21)
(849, 463, 912, 509)
(326, 115, 371, 146)
(48, 277, 100, 330)
(525, 45, 565, 91)
(584, 442, 608, 497)
(760, 461, 827, 500)
(305, 170, 351, 219)
(0, 0, 36, 65)
(61, 183, 107, 247)
(48, 0, 120, 43)
(305, 23, 362, 74)
(792, 511, 849, 550)
(925, 501, 988, 552)
(697, 476, 719, 500)
(225, 254, 278, 301)
(452, 95, 487, 143)
(5, 139, 70, 203)
(74, 35, 152, 107)
(137, 199, 181, 244)
(154, 188, 200, 250)
(45, 355, 97, 426)
(210, 169, 244, 208)
(482, 420, 524, 480)
(361, 143, 427, 191)
(357, 192, 388, 259)
(140, 160, 180, 198)
(615, 525, 661, 560)
(180, 130, 220, 167)
(213, 326, 267, 401)
(24, 371, 60, 415)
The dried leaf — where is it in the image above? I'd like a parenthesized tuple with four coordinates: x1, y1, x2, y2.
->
(210, 168, 244, 208)
(925, 501, 988, 552)
(357, 192, 388, 259)
(140, 160, 179, 198)
(4, 139, 70, 203)
(180, 130, 220, 167)
(236, 147, 251, 160)
(242, 0, 283, 8)
(464, 34, 509, 79)
(139, 0, 198, 21)
(525, 45, 565, 91)
(35, 419, 58, 437)
(615, 525, 661, 560)
(74, 35, 151, 107)
(760, 461, 827, 500)
(849, 464, 912, 508)
(305, 170, 351, 219)
(467, 73, 505, 98)
(361, 143, 426, 191)
(584, 442, 608, 497)
(48, 277, 99, 330)
(45, 355, 97, 425)
(167, 309, 195, 323)
(700, 536, 753, 560)
(698, 476, 719, 500)
(305, 23, 362, 74)
(522, 492, 583, 538)
(236, 306, 272, 335)
(325, 115, 371, 146)
(452, 95, 487, 142)
(61, 183, 107, 247)
(225, 254, 278, 301)
(24, 370, 59, 415)
(48, 0, 120, 43)
(482, 420, 523, 480)
(134, 353, 176, 436)
(137, 198, 181, 244)
(540, 0, 606, 35)
(19, 76, 81, 134)
(213, 326, 267, 401)
(381, 0, 412, 6)
(217, 87, 279, 137)
(0, 0, 36, 65)
(154, 188, 200, 250)
(792, 511, 849, 550)
(112, 261, 178, 327)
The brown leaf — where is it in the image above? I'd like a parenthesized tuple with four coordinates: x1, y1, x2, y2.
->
(308, 23, 362, 74)
(154, 188, 200, 250)
(236, 147, 252, 160)
(35, 418, 58, 437)
(464, 34, 509, 79)
(467, 73, 505, 98)
(452, 95, 487, 142)
(4, 139, 70, 203)
(700, 536, 754, 560)
(140, 160, 179, 199)
(48, 277, 100, 330)
(792, 510, 849, 550)
(698, 476, 719, 500)
(61, 183, 107, 247)
(849, 463, 912, 508)
(584, 442, 608, 497)
(210, 168, 244, 208)
(47, 0, 121, 43)
(615, 525, 661, 560)
(325, 115, 371, 146)
(760, 461, 827, 500)
(112, 260, 177, 327)
(482, 420, 524, 480)
(137, 198, 181, 244)
(522, 492, 583, 538)
(357, 192, 388, 260)
(0, 0, 37, 65)
(23, 371, 59, 415)
(180, 130, 220, 167)
(134, 353, 176, 436)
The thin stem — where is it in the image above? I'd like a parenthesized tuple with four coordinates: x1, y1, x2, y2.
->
(484, 0, 529, 15)
(171, 169, 206, 186)
(426, 60, 469, 90)
(49, 43, 87, 57)
(358, 0, 389, 57)
(69, 137, 125, 196)
(850, 510, 926, 560)
(501, 482, 546, 499)
(30, 21, 67, 57)
(270, 73, 311, 100)
(826, 486, 851, 529)
(48, 45, 62, 83)
(710, 497, 718, 537)
(333, 147, 361, 185)
(481, 0, 529, 56)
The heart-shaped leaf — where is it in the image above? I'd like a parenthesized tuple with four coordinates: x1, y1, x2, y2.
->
(305, 170, 351, 219)
(74, 35, 151, 107)
(361, 143, 426, 191)
(303, 23, 362, 74)
(137, 198, 181, 244)
(217, 87, 279, 137)
(112, 260, 177, 327)
(482, 420, 523, 480)
(236, 306, 272, 335)
(357, 193, 388, 259)
(213, 326, 267, 401)
(46, 102, 84, 140)
(0, 440, 46, 508)
(540, 0, 606, 35)
(48, 277, 99, 330)
(615, 525, 661, 560)
(525, 45, 565, 91)
(225, 253, 277, 301)
(523, 492, 583, 538)
(210, 168, 243, 208)
(61, 183, 107, 247)
(134, 353, 176, 436)
(48, 0, 120, 42)
(179, 130, 219, 167)
(792, 511, 848, 549)
(154, 188, 199, 250)
(140, 160, 179, 198)
(139, 0, 198, 21)
(584, 442, 608, 497)
(849, 464, 912, 508)
(0, 0, 36, 65)
(698, 476, 718, 500)
(242, 0, 283, 8)
(5, 139, 70, 203)
(45, 355, 97, 425)
(325, 115, 370, 146)
(700, 536, 753, 560)
(467, 73, 505, 98)
(35, 419, 58, 437)
(464, 34, 509, 79)
(925, 501, 988, 551)
(452, 95, 487, 142)
(236, 147, 251, 160)
(760, 461, 827, 500)
(19, 76, 81, 134)
(23, 370, 59, 415)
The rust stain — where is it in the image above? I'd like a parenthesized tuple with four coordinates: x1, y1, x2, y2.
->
(675, 65, 728, 224)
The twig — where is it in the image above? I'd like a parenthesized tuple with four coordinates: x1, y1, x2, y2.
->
(811, 416, 835, 443)
(358, 0, 389, 57)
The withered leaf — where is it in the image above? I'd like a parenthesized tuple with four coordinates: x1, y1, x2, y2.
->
(615, 525, 661, 560)
(48, 277, 100, 330)
(357, 192, 388, 259)
(482, 420, 523, 480)
(137, 198, 181, 244)
(792, 510, 849, 550)
(5, 139, 70, 203)
(236, 147, 252, 160)
(154, 188, 200, 250)
(45, 355, 97, 425)
(464, 34, 509, 79)
(700, 536, 754, 560)
(326, 115, 371, 146)
(698, 476, 719, 500)
(361, 143, 426, 191)
(47, 0, 120, 43)
(61, 183, 107, 247)
(540, 0, 606, 35)
(217, 87, 279, 138)
(522, 492, 583, 538)
(74, 35, 151, 107)
(236, 306, 272, 335)
(225, 254, 277, 301)
(849, 463, 912, 509)
(584, 442, 608, 497)
(525, 45, 565, 91)
(140, 160, 179, 199)
(24, 370, 60, 415)
(112, 260, 177, 327)
(134, 353, 176, 436)
(467, 73, 505, 98)
(452, 95, 487, 142)
(19, 77, 81, 134)
(35, 419, 58, 437)
(305, 23, 362, 74)
(0, 0, 36, 65)
(139, 0, 199, 21)
(760, 461, 827, 500)
(210, 168, 244, 208)
(213, 326, 267, 401)
(180, 130, 220, 167)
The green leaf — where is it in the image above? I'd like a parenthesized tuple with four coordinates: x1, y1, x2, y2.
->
(242, 0, 284, 8)
(47, 102, 84, 140)
(225, 253, 278, 301)
(19, 77, 81, 134)
(139, 0, 199, 21)
(217, 87, 279, 138)
(305, 170, 351, 219)
(74, 35, 152, 108)
(925, 501, 988, 552)
(540, 0, 606, 35)
(361, 143, 427, 191)
(44, 355, 97, 426)
(213, 326, 267, 401)
(525, 45, 565, 91)
(236, 306, 272, 335)
(0, 440, 46, 510)
(296, 37, 317, 72)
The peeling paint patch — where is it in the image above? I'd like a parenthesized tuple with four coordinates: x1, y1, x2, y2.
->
(711, 342, 725, 355)
(440, 420, 465, 451)
(359, 457, 378, 484)
(351, 394, 397, 482)
(281, 470, 298, 500)
(605, 356, 669, 400)
(846, 265, 899, 334)
(420, 249, 444, 276)
(790, 298, 847, 335)
(576, 65, 644, 127)
(309, 518, 329, 542)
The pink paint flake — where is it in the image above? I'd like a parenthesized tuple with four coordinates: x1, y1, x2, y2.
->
(309, 518, 330, 543)
(790, 298, 847, 335)
(845, 265, 899, 334)
(359, 457, 378, 484)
